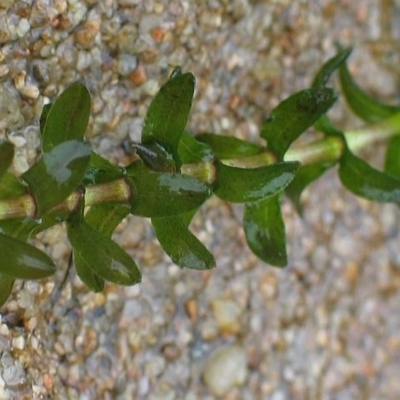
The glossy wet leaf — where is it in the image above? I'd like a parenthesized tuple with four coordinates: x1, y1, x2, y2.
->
(312, 47, 352, 88)
(286, 162, 333, 215)
(0, 141, 14, 179)
(129, 173, 211, 217)
(385, 137, 400, 178)
(213, 161, 299, 203)
(339, 147, 400, 203)
(141, 72, 195, 166)
(133, 143, 176, 172)
(261, 87, 337, 159)
(178, 131, 213, 164)
(85, 203, 130, 236)
(243, 193, 287, 267)
(196, 133, 263, 160)
(67, 215, 141, 286)
(0, 273, 15, 307)
(22, 140, 91, 215)
(83, 151, 125, 185)
(152, 216, 215, 270)
(339, 61, 400, 123)
(42, 83, 91, 152)
(0, 233, 56, 279)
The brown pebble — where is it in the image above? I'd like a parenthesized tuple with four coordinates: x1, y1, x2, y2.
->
(129, 65, 147, 86)
(184, 298, 198, 322)
(151, 27, 165, 42)
(43, 373, 53, 390)
(75, 20, 100, 48)
(161, 342, 181, 361)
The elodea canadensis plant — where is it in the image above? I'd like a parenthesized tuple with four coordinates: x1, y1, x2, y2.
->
(1, 47, 400, 307)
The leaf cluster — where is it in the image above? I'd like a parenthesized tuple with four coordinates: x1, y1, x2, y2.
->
(1, 47, 400, 307)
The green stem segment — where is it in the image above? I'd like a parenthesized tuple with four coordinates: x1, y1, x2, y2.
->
(0, 113, 400, 222)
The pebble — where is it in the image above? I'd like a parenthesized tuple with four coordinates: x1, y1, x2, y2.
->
(202, 344, 248, 397)
(211, 297, 242, 336)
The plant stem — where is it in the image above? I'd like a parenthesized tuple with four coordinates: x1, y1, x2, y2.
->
(1, 113, 400, 222)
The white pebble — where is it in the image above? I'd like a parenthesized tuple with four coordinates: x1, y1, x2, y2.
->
(12, 336, 25, 351)
(0, 324, 9, 336)
(0, 387, 10, 400)
(16, 19, 30, 37)
(202, 345, 248, 396)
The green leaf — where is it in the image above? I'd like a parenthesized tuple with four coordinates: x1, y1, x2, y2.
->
(67, 215, 141, 286)
(85, 203, 130, 236)
(83, 151, 125, 185)
(339, 147, 400, 203)
(39, 103, 52, 135)
(196, 133, 263, 160)
(0, 218, 38, 240)
(385, 136, 400, 178)
(42, 83, 91, 152)
(0, 233, 56, 279)
(0, 173, 26, 200)
(71, 203, 130, 291)
(286, 162, 333, 214)
(261, 87, 337, 159)
(213, 161, 300, 203)
(129, 173, 211, 217)
(0, 141, 14, 179)
(178, 131, 213, 164)
(312, 47, 352, 88)
(141, 72, 195, 166)
(22, 140, 91, 215)
(243, 193, 287, 267)
(73, 251, 105, 292)
(132, 143, 176, 172)
(339, 61, 400, 123)
(0, 273, 15, 307)
(152, 216, 215, 270)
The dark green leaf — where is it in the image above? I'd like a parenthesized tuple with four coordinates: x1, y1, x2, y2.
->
(39, 103, 52, 135)
(0, 218, 38, 240)
(0, 233, 56, 279)
(83, 151, 125, 185)
(213, 161, 299, 203)
(85, 203, 130, 236)
(385, 136, 400, 178)
(243, 193, 287, 267)
(314, 114, 344, 136)
(0, 173, 26, 200)
(0, 273, 15, 307)
(312, 47, 352, 88)
(73, 251, 105, 292)
(339, 61, 400, 123)
(42, 83, 91, 152)
(129, 173, 211, 217)
(0, 141, 14, 179)
(196, 133, 263, 160)
(286, 162, 334, 215)
(141, 72, 195, 166)
(22, 140, 91, 215)
(71, 203, 130, 291)
(67, 216, 141, 286)
(178, 131, 213, 164)
(261, 87, 337, 159)
(133, 143, 176, 172)
(152, 216, 215, 270)
(339, 147, 400, 203)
